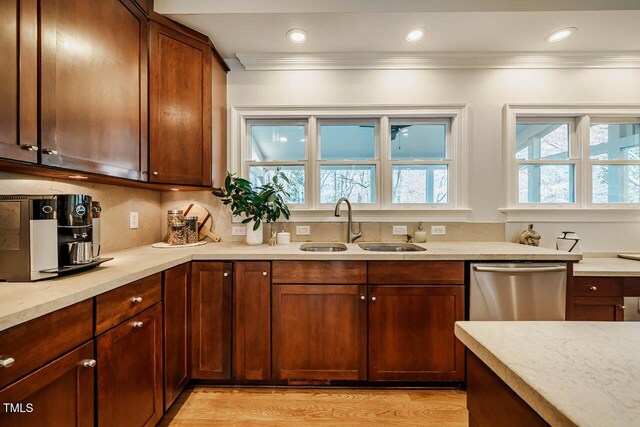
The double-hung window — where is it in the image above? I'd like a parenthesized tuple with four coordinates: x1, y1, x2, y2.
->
(237, 106, 468, 217)
(505, 105, 640, 212)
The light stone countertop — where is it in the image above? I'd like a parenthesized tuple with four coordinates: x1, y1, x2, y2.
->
(0, 241, 579, 332)
(455, 321, 640, 427)
(574, 257, 640, 277)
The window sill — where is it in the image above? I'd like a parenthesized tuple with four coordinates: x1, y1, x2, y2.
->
(231, 209, 472, 223)
(500, 207, 640, 223)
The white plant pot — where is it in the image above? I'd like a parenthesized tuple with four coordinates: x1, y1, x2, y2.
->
(246, 221, 264, 245)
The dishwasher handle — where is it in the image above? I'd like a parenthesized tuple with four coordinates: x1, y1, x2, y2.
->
(473, 265, 567, 273)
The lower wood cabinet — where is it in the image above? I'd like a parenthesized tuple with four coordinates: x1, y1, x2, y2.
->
(272, 284, 367, 381)
(233, 261, 271, 381)
(569, 276, 625, 321)
(368, 285, 466, 382)
(0, 341, 95, 427)
(571, 296, 625, 321)
(190, 262, 232, 380)
(163, 264, 190, 410)
(97, 303, 163, 427)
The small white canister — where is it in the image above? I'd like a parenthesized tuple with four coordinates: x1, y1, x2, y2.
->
(556, 231, 581, 253)
(276, 232, 291, 245)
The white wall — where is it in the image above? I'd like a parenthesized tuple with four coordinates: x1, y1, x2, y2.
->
(227, 59, 640, 251)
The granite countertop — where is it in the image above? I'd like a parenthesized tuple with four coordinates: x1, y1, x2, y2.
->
(455, 321, 640, 427)
(0, 241, 579, 332)
(574, 257, 640, 277)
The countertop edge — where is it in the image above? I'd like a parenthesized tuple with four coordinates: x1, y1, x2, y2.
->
(454, 323, 575, 427)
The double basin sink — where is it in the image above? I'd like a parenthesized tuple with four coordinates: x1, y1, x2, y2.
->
(299, 242, 426, 252)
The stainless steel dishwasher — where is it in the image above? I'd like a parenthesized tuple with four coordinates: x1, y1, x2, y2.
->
(470, 263, 567, 320)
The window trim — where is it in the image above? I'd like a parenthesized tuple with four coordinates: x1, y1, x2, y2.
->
(503, 104, 640, 217)
(231, 105, 469, 221)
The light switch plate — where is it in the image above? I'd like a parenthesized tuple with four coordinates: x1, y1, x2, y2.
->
(129, 212, 139, 230)
(431, 225, 446, 235)
(232, 225, 247, 236)
(392, 225, 408, 235)
(296, 225, 311, 235)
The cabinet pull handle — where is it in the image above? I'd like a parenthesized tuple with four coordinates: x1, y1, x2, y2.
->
(360, 295, 366, 301)
(131, 296, 143, 303)
(42, 149, 58, 155)
(21, 145, 39, 151)
(371, 296, 377, 301)
(0, 356, 15, 368)
(81, 359, 97, 368)
(262, 271, 268, 276)
(588, 286, 597, 291)
(132, 321, 144, 328)
(223, 272, 229, 277)
(619, 305, 626, 310)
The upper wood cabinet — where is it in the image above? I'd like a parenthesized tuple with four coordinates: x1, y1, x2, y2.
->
(149, 22, 212, 186)
(0, 0, 37, 162)
(39, 0, 148, 180)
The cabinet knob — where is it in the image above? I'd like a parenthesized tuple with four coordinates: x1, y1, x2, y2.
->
(588, 286, 597, 291)
(132, 321, 144, 328)
(371, 296, 377, 301)
(42, 149, 58, 155)
(360, 295, 366, 301)
(152, 171, 159, 176)
(21, 145, 39, 151)
(131, 296, 143, 303)
(0, 356, 15, 368)
(262, 271, 268, 276)
(81, 359, 97, 368)
(619, 305, 626, 310)
(223, 272, 229, 277)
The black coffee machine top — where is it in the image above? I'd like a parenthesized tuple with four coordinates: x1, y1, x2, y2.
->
(57, 194, 92, 228)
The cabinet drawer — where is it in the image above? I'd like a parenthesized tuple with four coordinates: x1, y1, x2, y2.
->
(95, 273, 162, 335)
(0, 299, 93, 389)
(368, 261, 465, 285)
(272, 261, 366, 284)
(573, 277, 623, 297)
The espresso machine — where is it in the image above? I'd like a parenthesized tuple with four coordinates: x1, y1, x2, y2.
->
(0, 194, 112, 282)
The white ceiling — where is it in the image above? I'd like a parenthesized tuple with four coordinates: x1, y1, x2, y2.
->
(156, 0, 640, 58)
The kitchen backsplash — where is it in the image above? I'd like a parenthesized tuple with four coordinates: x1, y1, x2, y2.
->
(162, 191, 505, 243)
(0, 172, 163, 252)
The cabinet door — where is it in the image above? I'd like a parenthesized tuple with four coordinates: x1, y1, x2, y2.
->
(0, 341, 94, 427)
(97, 304, 163, 427)
(149, 22, 212, 186)
(40, 0, 148, 180)
(571, 297, 625, 321)
(163, 263, 190, 410)
(272, 284, 367, 381)
(191, 262, 232, 379)
(0, 0, 37, 162)
(233, 261, 271, 381)
(368, 285, 465, 382)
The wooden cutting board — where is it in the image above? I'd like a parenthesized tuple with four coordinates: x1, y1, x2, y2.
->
(180, 203, 221, 242)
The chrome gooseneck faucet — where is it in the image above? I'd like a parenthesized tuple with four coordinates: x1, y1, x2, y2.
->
(334, 197, 362, 243)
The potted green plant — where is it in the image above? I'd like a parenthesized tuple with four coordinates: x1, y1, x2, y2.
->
(212, 171, 291, 245)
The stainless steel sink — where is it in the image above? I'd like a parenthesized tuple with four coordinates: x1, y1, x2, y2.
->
(300, 243, 348, 252)
(358, 243, 426, 252)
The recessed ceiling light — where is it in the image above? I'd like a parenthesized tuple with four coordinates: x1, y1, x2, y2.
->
(286, 29, 307, 44)
(405, 28, 425, 43)
(546, 27, 576, 43)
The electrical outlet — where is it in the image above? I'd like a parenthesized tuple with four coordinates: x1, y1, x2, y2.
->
(296, 225, 311, 236)
(232, 225, 247, 236)
(431, 225, 446, 235)
(392, 225, 408, 235)
(129, 212, 139, 230)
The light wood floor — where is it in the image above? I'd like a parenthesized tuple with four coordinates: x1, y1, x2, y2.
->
(160, 387, 468, 426)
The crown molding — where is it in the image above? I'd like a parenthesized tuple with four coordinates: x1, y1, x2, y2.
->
(236, 51, 640, 71)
